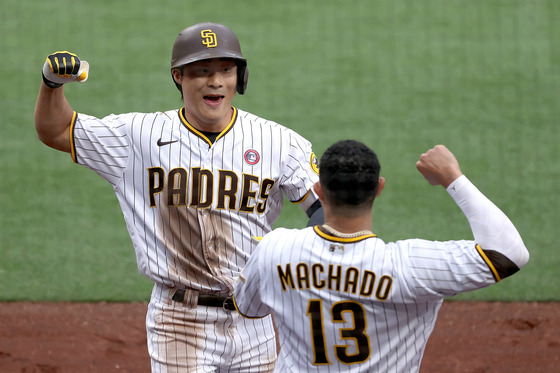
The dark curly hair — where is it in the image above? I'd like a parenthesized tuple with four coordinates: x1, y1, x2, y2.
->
(319, 140, 380, 207)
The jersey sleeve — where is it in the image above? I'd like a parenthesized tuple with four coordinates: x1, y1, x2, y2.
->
(70, 112, 132, 186)
(279, 131, 320, 211)
(233, 241, 272, 318)
(395, 239, 498, 301)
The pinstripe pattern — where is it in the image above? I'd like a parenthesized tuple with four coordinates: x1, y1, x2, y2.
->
(235, 227, 497, 372)
(71, 106, 319, 371)
(147, 283, 276, 372)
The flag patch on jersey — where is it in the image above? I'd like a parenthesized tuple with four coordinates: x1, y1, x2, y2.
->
(244, 149, 260, 165)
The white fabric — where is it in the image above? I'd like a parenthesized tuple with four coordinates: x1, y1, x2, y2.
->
(447, 175, 529, 268)
(234, 176, 528, 372)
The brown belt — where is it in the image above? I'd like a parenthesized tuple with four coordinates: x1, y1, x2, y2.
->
(172, 289, 236, 311)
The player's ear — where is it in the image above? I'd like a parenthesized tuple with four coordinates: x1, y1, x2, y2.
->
(376, 177, 385, 197)
(171, 68, 182, 84)
(313, 182, 324, 201)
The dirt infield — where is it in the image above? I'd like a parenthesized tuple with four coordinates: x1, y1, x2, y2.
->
(0, 301, 558, 372)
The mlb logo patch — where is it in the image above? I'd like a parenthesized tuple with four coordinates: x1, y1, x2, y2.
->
(244, 149, 260, 165)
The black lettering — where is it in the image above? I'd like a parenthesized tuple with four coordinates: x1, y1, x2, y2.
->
(216, 170, 238, 210)
(360, 271, 376, 297)
(256, 178, 275, 214)
(344, 267, 360, 294)
(190, 167, 201, 207)
(375, 275, 393, 301)
(148, 167, 164, 207)
(327, 264, 342, 291)
(312, 263, 325, 289)
(167, 168, 188, 206)
(278, 264, 295, 291)
(239, 174, 259, 213)
(296, 263, 310, 289)
(197, 169, 214, 208)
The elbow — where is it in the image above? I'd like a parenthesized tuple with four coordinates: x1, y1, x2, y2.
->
(35, 130, 49, 146)
(516, 244, 530, 269)
(35, 127, 71, 153)
(34, 115, 72, 153)
(35, 127, 56, 148)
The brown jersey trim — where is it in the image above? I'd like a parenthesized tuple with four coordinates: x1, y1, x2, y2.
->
(69, 111, 78, 163)
(479, 248, 521, 280)
(178, 106, 238, 146)
(313, 226, 377, 243)
(475, 244, 502, 282)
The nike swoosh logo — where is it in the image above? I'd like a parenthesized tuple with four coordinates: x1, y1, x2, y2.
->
(157, 138, 178, 147)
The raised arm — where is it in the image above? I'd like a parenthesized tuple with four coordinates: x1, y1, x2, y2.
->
(416, 145, 529, 278)
(34, 51, 89, 153)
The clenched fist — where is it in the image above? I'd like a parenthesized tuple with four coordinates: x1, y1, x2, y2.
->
(42, 51, 89, 89)
(416, 145, 463, 188)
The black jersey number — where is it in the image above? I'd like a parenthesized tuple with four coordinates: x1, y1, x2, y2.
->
(306, 299, 371, 365)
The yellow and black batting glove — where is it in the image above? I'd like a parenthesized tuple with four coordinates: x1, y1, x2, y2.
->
(42, 51, 89, 89)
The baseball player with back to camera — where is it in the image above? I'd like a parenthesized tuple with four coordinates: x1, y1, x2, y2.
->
(34, 22, 324, 372)
(234, 140, 530, 372)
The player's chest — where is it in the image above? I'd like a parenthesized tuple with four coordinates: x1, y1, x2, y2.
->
(140, 123, 280, 173)
(137, 128, 284, 210)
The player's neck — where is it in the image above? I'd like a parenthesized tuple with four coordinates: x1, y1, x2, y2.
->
(182, 107, 234, 134)
(322, 214, 373, 235)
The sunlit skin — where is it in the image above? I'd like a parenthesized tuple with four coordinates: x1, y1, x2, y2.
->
(172, 58, 238, 133)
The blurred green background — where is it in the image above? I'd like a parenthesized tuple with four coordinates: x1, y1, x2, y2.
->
(1, 0, 558, 301)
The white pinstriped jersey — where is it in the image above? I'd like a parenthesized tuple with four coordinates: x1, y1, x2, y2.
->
(234, 227, 498, 372)
(69, 107, 319, 294)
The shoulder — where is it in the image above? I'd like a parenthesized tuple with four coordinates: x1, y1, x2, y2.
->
(103, 110, 179, 129)
(260, 227, 310, 245)
(77, 110, 167, 125)
(236, 108, 284, 131)
(385, 238, 434, 251)
(236, 109, 309, 140)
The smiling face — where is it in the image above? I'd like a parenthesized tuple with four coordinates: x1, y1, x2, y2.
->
(172, 58, 238, 132)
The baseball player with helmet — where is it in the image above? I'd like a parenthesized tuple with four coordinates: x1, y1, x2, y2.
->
(34, 22, 323, 371)
(234, 140, 530, 372)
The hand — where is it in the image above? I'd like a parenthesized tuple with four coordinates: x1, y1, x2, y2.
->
(42, 51, 89, 88)
(416, 145, 463, 188)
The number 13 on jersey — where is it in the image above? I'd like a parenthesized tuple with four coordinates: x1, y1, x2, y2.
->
(306, 299, 371, 365)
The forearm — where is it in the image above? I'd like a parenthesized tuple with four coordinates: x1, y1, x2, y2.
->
(447, 175, 529, 269)
(34, 82, 74, 153)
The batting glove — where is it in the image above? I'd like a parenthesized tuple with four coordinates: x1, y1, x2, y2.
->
(42, 51, 89, 89)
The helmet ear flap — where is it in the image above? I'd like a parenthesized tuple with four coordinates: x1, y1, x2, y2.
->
(237, 64, 248, 95)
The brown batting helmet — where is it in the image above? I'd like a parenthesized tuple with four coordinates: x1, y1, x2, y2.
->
(171, 22, 249, 94)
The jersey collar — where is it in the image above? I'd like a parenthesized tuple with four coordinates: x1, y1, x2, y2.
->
(313, 225, 377, 243)
(178, 107, 238, 146)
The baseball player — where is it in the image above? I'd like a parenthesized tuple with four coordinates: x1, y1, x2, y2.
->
(234, 140, 530, 372)
(34, 23, 323, 371)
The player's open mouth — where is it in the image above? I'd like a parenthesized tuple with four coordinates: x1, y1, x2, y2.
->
(204, 95, 224, 105)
